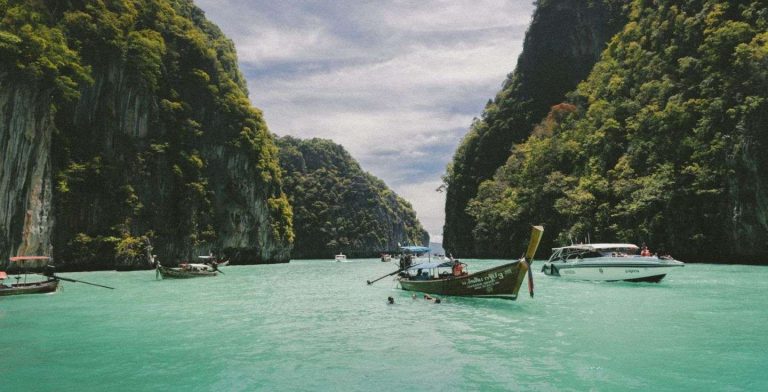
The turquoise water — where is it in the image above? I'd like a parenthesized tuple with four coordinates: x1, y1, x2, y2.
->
(2, 259, 767, 391)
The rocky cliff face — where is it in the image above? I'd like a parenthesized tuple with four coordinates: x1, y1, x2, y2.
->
(458, 0, 768, 263)
(0, 78, 55, 260)
(0, 0, 293, 270)
(277, 136, 429, 259)
(443, 0, 627, 257)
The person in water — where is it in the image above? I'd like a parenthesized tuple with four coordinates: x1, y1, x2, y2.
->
(387, 296, 394, 305)
(423, 294, 441, 304)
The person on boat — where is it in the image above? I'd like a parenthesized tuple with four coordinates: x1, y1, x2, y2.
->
(641, 244, 651, 257)
(399, 254, 412, 270)
(452, 260, 464, 277)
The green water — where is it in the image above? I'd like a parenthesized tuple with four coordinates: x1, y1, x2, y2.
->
(1, 260, 766, 391)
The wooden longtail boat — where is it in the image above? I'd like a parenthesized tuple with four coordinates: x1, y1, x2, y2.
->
(0, 279, 60, 296)
(394, 226, 544, 300)
(197, 254, 229, 266)
(0, 257, 60, 297)
(156, 262, 219, 279)
(1, 256, 115, 297)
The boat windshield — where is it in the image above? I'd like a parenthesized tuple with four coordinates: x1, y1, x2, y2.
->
(597, 247, 638, 256)
(551, 247, 639, 262)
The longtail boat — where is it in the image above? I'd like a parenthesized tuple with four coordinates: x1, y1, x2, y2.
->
(1, 257, 59, 297)
(156, 262, 219, 279)
(1, 256, 113, 296)
(197, 254, 229, 266)
(368, 226, 544, 300)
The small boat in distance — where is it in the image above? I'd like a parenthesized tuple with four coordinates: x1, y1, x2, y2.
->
(380, 254, 391, 262)
(197, 254, 229, 266)
(335, 253, 347, 262)
(1, 256, 114, 296)
(156, 261, 220, 279)
(367, 226, 544, 300)
(541, 243, 684, 282)
(1, 257, 59, 296)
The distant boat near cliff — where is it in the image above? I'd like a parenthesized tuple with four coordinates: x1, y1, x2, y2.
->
(0, 257, 59, 296)
(335, 253, 347, 262)
(1, 256, 114, 296)
(155, 261, 221, 279)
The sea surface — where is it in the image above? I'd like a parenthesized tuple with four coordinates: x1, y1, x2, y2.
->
(1, 259, 766, 391)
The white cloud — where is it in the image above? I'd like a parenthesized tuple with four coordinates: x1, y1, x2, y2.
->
(391, 179, 447, 239)
(194, 0, 536, 239)
(375, 0, 534, 32)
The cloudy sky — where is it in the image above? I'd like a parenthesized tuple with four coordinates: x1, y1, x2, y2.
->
(194, 0, 535, 243)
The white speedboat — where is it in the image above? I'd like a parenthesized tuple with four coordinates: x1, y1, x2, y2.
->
(334, 253, 347, 262)
(541, 243, 684, 282)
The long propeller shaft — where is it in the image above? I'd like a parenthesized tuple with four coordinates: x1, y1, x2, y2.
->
(49, 275, 115, 289)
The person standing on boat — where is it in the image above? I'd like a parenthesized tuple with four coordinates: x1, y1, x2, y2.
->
(452, 260, 464, 276)
(641, 244, 651, 257)
(399, 254, 412, 270)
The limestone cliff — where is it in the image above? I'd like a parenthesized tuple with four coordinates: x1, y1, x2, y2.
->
(443, 0, 627, 257)
(460, 0, 768, 263)
(0, 0, 293, 269)
(0, 78, 55, 260)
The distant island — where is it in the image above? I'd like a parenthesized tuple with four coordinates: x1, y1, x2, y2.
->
(277, 136, 428, 259)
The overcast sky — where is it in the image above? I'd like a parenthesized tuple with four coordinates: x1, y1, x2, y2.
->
(194, 0, 535, 243)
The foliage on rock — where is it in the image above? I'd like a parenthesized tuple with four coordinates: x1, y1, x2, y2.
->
(464, 0, 768, 262)
(0, 0, 293, 267)
(277, 136, 428, 258)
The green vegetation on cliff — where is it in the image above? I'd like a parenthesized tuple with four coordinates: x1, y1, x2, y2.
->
(443, 0, 627, 257)
(277, 136, 428, 259)
(0, 0, 293, 267)
(463, 0, 768, 262)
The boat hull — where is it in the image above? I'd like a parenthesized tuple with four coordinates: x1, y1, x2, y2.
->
(542, 257, 683, 282)
(0, 279, 59, 296)
(397, 261, 528, 300)
(156, 266, 217, 279)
